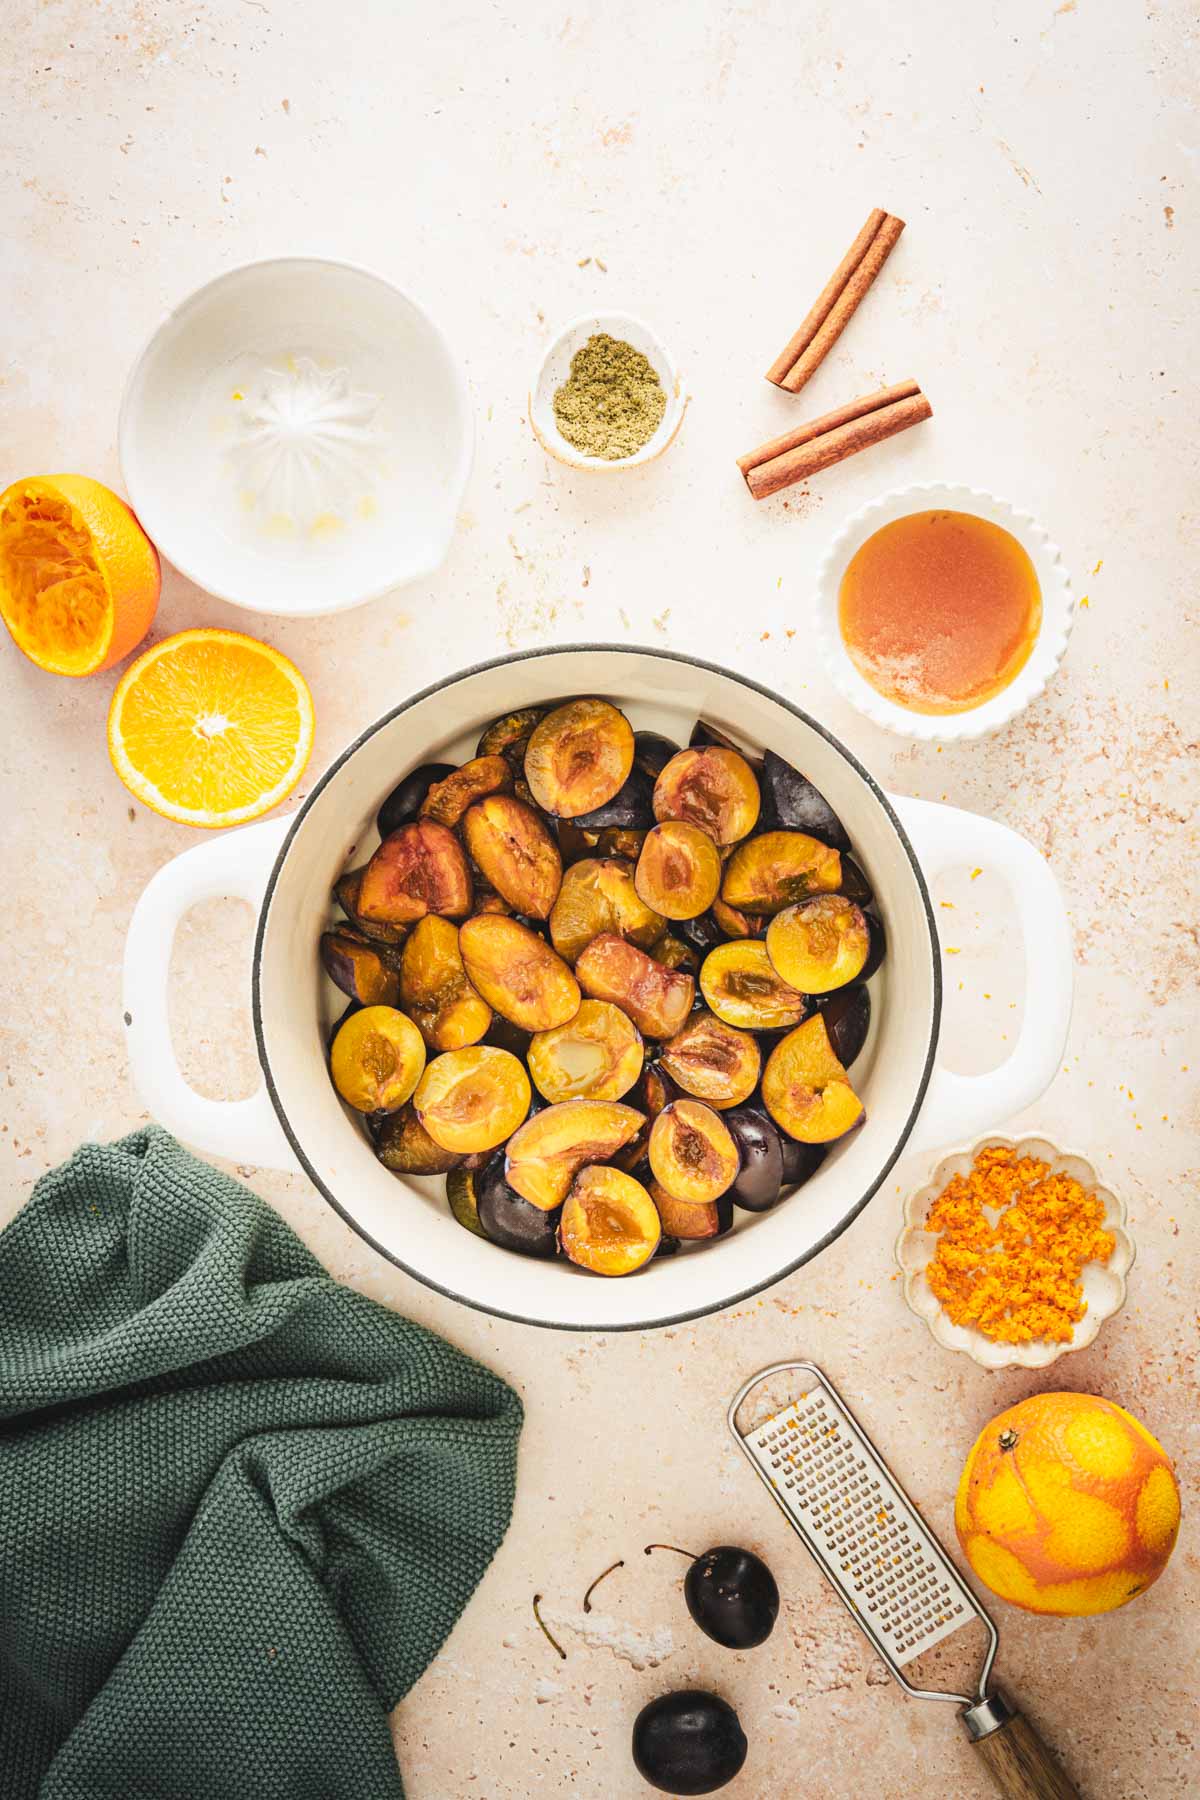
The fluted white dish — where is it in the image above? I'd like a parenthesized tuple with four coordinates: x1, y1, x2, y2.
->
(897, 1134, 1134, 1370)
(815, 483, 1074, 742)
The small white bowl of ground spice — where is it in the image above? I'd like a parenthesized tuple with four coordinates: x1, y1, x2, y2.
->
(529, 312, 687, 469)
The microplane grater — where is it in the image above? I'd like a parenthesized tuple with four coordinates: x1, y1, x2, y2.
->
(728, 1363, 1080, 1800)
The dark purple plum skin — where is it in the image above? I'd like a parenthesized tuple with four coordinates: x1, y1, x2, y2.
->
(573, 764, 655, 830)
(476, 1154, 560, 1257)
(632, 1689, 748, 1796)
(838, 855, 874, 906)
(633, 731, 682, 779)
(778, 1136, 827, 1189)
(676, 910, 725, 954)
(723, 1105, 785, 1212)
(759, 748, 851, 851)
(376, 762, 456, 837)
(860, 911, 886, 981)
(688, 720, 763, 772)
(813, 984, 871, 1069)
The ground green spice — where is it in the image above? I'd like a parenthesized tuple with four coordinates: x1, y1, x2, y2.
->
(553, 332, 666, 460)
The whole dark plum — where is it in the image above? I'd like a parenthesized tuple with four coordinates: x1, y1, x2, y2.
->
(684, 1545, 779, 1648)
(632, 1689, 747, 1796)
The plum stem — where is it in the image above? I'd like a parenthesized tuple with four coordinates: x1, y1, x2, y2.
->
(643, 1543, 696, 1562)
(582, 1558, 624, 1612)
(532, 1594, 566, 1660)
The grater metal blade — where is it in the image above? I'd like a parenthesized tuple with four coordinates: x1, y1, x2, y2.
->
(728, 1360, 997, 1707)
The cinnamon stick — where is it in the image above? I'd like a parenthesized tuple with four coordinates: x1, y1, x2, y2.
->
(738, 381, 931, 500)
(766, 209, 905, 394)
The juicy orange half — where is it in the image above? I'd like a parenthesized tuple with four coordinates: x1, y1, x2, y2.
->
(0, 474, 160, 675)
(107, 629, 315, 828)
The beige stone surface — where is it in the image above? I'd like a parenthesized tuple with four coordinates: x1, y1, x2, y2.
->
(2, 2, 1197, 1795)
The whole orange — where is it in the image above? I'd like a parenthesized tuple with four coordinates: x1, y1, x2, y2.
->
(955, 1392, 1180, 1617)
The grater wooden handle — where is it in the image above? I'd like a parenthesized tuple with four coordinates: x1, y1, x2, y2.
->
(971, 1709, 1081, 1800)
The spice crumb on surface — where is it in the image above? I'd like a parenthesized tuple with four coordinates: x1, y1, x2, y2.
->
(924, 1144, 1115, 1344)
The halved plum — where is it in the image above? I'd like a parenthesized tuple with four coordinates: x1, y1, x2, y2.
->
(588, 825, 649, 862)
(373, 1102, 462, 1174)
(475, 1152, 561, 1257)
(523, 697, 635, 818)
(720, 831, 842, 916)
(766, 895, 870, 994)
(660, 1013, 761, 1108)
(548, 857, 664, 965)
(649, 934, 700, 975)
(463, 793, 563, 919)
(358, 821, 473, 925)
(413, 1045, 531, 1153)
(419, 754, 513, 827)
(458, 914, 581, 1031)
(333, 867, 408, 944)
(812, 983, 871, 1069)
(575, 933, 695, 1039)
(320, 930, 401, 1007)
(559, 1165, 661, 1275)
(722, 1106, 785, 1211)
(635, 821, 722, 920)
(377, 762, 456, 837)
(758, 749, 851, 850)
(699, 941, 808, 1032)
(711, 897, 763, 940)
(505, 1098, 645, 1210)
(330, 1005, 426, 1113)
(477, 705, 547, 763)
(399, 916, 492, 1050)
(527, 1000, 643, 1104)
(652, 747, 761, 846)
(649, 1098, 740, 1204)
(762, 1014, 864, 1144)
(647, 1178, 733, 1240)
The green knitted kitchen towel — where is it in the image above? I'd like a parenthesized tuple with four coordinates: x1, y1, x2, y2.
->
(0, 1127, 523, 1800)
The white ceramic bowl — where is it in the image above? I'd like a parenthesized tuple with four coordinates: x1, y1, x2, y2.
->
(528, 312, 687, 469)
(119, 257, 473, 616)
(897, 1134, 1134, 1370)
(815, 483, 1074, 742)
(122, 647, 1073, 1333)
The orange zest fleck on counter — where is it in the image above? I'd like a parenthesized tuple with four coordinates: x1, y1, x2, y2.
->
(923, 1145, 1114, 1344)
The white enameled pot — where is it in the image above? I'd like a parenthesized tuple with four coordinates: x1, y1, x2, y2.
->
(123, 647, 1073, 1332)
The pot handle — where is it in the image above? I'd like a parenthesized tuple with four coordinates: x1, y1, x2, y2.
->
(887, 794, 1073, 1154)
(122, 816, 302, 1173)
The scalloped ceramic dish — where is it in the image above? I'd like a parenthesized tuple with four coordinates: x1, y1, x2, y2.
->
(816, 483, 1074, 742)
(897, 1134, 1134, 1369)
